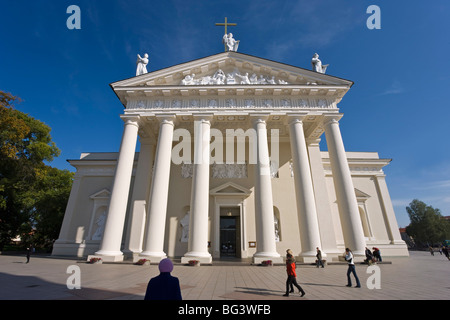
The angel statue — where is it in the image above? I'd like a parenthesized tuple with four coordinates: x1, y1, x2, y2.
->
(136, 53, 149, 76)
(222, 33, 240, 52)
(311, 53, 328, 74)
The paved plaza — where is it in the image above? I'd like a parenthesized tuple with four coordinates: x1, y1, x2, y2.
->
(0, 250, 448, 301)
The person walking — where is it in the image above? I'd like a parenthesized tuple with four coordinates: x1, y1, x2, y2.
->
(344, 248, 361, 288)
(144, 258, 182, 300)
(283, 249, 305, 297)
(26, 247, 31, 264)
(316, 247, 324, 268)
(442, 246, 450, 260)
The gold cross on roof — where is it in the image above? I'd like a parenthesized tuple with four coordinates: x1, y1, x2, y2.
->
(215, 17, 237, 35)
(215, 17, 237, 52)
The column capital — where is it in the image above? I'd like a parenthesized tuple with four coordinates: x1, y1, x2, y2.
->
(306, 137, 322, 146)
(193, 113, 214, 125)
(250, 113, 270, 125)
(287, 117, 306, 126)
(286, 112, 308, 125)
(322, 114, 343, 127)
(120, 114, 140, 127)
(156, 114, 176, 126)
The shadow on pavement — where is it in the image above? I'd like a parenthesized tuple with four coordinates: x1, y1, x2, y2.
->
(0, 272, 145, 300)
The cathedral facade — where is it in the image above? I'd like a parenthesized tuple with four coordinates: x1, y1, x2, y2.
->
(52, 52, 408, 263)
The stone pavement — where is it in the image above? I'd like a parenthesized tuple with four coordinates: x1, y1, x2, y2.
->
(0, 250, 448, 301)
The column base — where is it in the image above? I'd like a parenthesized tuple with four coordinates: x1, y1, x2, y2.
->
(181, 252, 212, 264)
(253, 256, 284, 264)
(122, 249, 141, 260)
(89, 250, 124, 262)
(253, 252, 283, 264)
(297, 250, 327, 263)
(138, 251, 167, 264)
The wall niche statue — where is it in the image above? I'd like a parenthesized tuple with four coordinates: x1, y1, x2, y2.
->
(180, 211, 190, 242)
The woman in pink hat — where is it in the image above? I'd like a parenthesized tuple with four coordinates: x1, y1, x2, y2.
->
(144, 258, 182, 300)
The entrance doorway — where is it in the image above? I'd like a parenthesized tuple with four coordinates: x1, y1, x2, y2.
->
(220, 207, 241, 258)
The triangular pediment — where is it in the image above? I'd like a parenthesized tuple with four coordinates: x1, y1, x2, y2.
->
(210, 182, 251, 196)
(111, 51, 352, 90)
(355, 188, 371, 200)
(90, 189, 111, 199)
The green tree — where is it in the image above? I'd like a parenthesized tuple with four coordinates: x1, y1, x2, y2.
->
(405, 199, 450, 246)
(28, 166, 74, 250)
(0, 91, 73, 250)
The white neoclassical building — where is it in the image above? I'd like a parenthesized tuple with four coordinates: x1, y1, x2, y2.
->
(52, 51, 408, 263)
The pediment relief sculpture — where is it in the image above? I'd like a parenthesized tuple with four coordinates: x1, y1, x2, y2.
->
(180, 68, 289, 86)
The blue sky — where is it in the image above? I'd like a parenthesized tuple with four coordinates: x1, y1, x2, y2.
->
(1, 1, 449, 228)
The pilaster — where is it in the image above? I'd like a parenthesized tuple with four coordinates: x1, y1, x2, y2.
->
(373, 175, 406, 245)
(123, 138, 155, 258)
(305, 137, 340, 258)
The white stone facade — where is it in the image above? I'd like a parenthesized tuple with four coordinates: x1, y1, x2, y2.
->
(52, 52, 408, 263)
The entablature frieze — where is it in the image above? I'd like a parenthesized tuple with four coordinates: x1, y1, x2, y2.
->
(132, 111, 331, 141)
(124, 95, 339, 112)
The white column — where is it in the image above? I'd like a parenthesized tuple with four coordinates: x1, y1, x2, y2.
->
(140, 115, 176, 262)
(288, 116, 323, 262)
(124, 138, 155, 257)
(323, 115, 366, 256)
(182, 115, 213, 264)
(251, 115, 282, 264)
(94, 116, 140, 261)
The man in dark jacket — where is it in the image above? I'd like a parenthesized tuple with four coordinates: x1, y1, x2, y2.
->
(144, 258, 182, 300)
(316, 247, 324, 268)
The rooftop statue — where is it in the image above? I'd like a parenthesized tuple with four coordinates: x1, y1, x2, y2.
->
(311, 53, 328, 74)
(223, 33, 240, 52)
(136, 53, 149, 76)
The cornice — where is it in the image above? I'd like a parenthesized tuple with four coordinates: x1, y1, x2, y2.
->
(117, 85, 348, 100)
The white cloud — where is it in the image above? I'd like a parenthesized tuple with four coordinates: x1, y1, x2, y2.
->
(390, 177, 450, 226)
(379, 80, 404, 95)
(391, 198, 412, 207)
(388, 160, 450, 226)
(411, 179, 450, 191)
